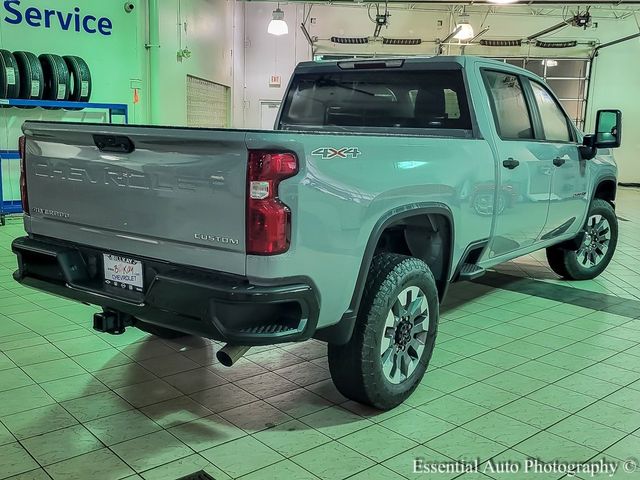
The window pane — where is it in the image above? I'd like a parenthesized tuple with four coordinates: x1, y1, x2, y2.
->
(546, 60, 588, 78)
(483, 71, 533, 140)
(523, 59, 544, 76)
(546, 79, 586, 100)
(531, 81, 571, 142)
(280, 70, 471, 130)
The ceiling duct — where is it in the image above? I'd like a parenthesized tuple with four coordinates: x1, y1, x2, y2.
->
(331, 36, 369, 44)
(382, 38, 422, 45)
(479, 39, 522, 47)
(535, 40, 578, 48)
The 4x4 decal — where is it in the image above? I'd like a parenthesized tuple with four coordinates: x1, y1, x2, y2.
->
(311, 147, 362, 159)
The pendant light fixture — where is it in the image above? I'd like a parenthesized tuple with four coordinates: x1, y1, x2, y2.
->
(454, 9, 474, 41)
(268, 4, 288, 36)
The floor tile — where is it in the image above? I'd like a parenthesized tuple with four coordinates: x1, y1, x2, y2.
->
(40, 373, 108, 402)
(234, 372, 299, 399)
(253, 419, 331, 457)
(44, 448, 135, 480)
(418, 394, 490, 425)
(577, 400, 640, 432)
(513, 431, 598, 462)
(0, 385, 55, 417)
(54, 335, 112, 357)
(218, 399, 293, 433)
(114, 379, 182, 408)
(299, 405, 374, 440)
(453, 383, 519, 410)
(22, 358, 86, 383)
(380, 409, 455, 443)
(84, 410, 161, 446)
(383, 445, 457, 479)
(290, 441, 374, 480)
(190, 383, 258, 413)
(237, 459, 318, 480)
(426, 427, 506, 462)
(604, 434, 640, 462)
(3, 404, 78, 440)
(496, 397, 568, 429)
(139, 453, 230, 480)
(71, 348, 133, 372)
(0, 443, 40, 478)
(61, 391, 133, 422)
(0, 368, 34, 392)
(264, 388, 332, 418)
(111, 430, 193, 473)
(338, 424, 418, 462)
(346, 465, 405, 480)
(163, 367, 227, 394)
(141, 396, 213, 428)
(527, 385, 597, 413)
(201, 435, 284, 478)
(92, 364, 157, 389)
(4, 344, 66, 367)
(138, 353, 200, 378)
(464, 412, 539, 447)
(168, 414, 246, 452)
(548, 415, 627, 451)
(21, 424, 102, 466)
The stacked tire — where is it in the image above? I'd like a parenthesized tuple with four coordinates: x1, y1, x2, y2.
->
(0, 50, 92, 108)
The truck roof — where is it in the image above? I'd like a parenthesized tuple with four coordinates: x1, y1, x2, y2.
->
(294, 55, 540, 81)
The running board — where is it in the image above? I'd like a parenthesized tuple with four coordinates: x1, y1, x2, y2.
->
(458, 263, 486, 281)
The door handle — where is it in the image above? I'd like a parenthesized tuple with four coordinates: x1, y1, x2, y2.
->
(553, 157, 566, 167)
(502, 158, 520, 170)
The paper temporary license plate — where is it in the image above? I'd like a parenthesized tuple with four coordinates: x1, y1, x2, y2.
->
(103, 254, 143, 292)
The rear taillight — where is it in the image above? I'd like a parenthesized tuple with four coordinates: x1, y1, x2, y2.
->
(18, 135, 29, 216)
(247, 150, 298, 255)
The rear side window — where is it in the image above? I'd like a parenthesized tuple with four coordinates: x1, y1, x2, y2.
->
(279, 69, 472, 131)
(530, 81, 572, 142)
(483, 70, 533, 140)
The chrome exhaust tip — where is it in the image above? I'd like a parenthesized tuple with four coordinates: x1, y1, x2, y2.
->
(216, 344, 251, 367)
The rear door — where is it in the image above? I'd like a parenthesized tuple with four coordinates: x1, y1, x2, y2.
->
(23, 123, 249, 275)
(524, 78, 588, 240)
(480, 69, 554, 257)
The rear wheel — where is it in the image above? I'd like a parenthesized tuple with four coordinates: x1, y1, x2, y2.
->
(546, 199, 618, 280)
(135, 320, 188, 339)
(328, 254, 439, 410)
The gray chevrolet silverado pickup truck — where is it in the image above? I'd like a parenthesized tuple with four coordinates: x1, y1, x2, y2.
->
(13, 56, 621, 409)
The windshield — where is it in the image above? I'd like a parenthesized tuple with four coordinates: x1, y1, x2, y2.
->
(279, 69, 471, 132)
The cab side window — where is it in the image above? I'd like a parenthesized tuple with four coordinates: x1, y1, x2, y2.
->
(482, 70, 533, 140)
(530, 81, 572, 142)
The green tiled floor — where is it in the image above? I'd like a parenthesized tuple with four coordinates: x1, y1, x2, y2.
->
(0, 188, 639, 479)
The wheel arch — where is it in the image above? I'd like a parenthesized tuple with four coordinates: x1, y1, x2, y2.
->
(593, 177, 617, 206)
(314, 202, 454, 345)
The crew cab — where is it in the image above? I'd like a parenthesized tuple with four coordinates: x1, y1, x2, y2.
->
(13, 56, 621, 409)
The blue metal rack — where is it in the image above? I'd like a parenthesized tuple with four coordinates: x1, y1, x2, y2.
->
(0, 99, 129, 225)
(0, 99, 129, 123)
(0, 151, 21, 226)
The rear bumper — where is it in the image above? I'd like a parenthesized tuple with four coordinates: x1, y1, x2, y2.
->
(12, 236, 319, 345)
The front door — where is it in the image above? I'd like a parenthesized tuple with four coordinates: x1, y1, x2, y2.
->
(480, 69, 554, 258)
(526, 79, 589, 240)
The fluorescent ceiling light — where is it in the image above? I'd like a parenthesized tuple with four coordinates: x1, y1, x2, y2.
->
(542, 59, 558, 67)
(268, 7, 288, 36)
(487, 0, 519, 4)
(454, 15, 474, 40)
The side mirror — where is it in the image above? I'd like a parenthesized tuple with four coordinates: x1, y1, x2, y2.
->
(579, 109, 621, 160)
(594, 109, 622, 148)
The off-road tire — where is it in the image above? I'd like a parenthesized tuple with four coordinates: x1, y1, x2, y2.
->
(546, 199, 618, 280)
(0, 49, 20, 99)
(136, 320, 189, 339)
(328, 253, 439, 410)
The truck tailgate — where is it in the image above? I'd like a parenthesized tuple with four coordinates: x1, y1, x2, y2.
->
(22, 122, 248, 275)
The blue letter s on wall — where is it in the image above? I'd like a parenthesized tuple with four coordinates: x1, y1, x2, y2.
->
(4, 0, 21, 24)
